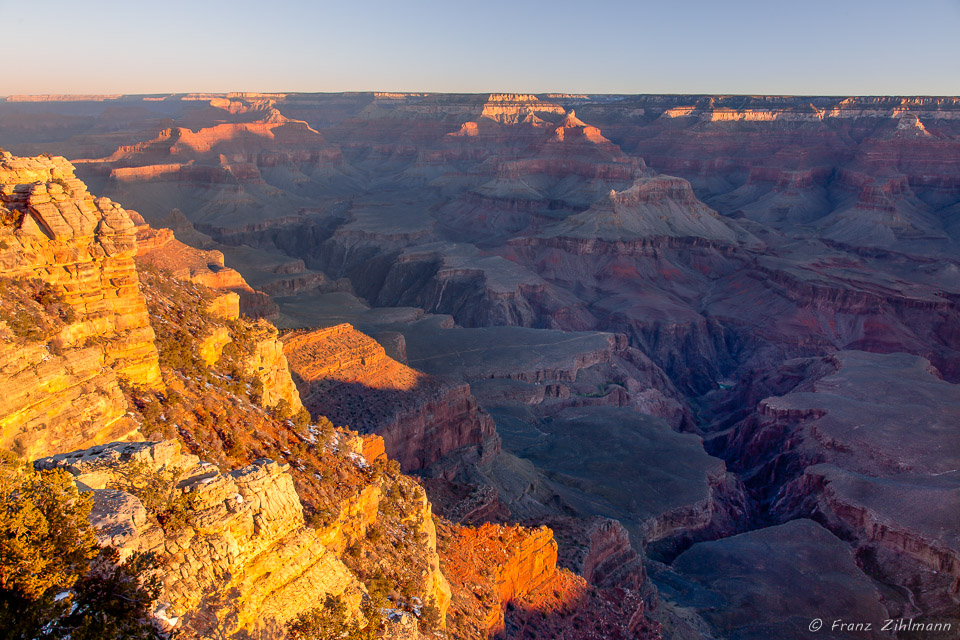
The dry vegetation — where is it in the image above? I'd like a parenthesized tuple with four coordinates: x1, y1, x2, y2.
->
(128, 263, 447, 632)
(0, 276, 76, 344)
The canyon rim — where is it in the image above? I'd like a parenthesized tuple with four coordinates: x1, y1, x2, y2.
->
(0, 89, 958, 640)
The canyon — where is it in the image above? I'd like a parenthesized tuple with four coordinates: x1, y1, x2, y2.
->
(0, 151, 661, 639)
(1, 91, 959, 638)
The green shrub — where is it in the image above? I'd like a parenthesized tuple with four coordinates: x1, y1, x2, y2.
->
(0, 278, 75, 342)
(287, 594, 379, 640)
(0, 452, 96, 600)
(249, 377, 265, 404)
(0, 452, 162, 639)
(55, 548, 162, 640)
(293, 408, 312, 429)
(363, 569, 391, 606)
(107, 460, 191, 534)
(419, 598, 443, 632)
(273, 399, 293, 421)
(306, 506, 337, 530)
(49, 177, 71, 194)
(154, 324, 204, 377)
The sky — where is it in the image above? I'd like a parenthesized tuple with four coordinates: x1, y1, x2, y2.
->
(3, 0, 959, 96)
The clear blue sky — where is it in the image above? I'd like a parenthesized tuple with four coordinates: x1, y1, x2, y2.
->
(3, 0, 959, 96)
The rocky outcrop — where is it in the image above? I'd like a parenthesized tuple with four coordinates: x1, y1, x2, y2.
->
(360, 433, 387, 464)
(136, 224, 280, 319)
(438, 522, 557, 635)
(0, 154, 161, 458)
(308, 430, 383, 555)
(136, 226, 245, 288)
(0, 154, 161, 385)
(439, 520, 660, 639)
(0, 341, 139, 460)
(283, 324, 498, 476)
(198, 326, 231, 366)
(411, 484, 453, 623)
(532, 175, 738, 243)
(37, 440, 368, 638)
(296, 428, 452, 626)
(485, 525, 557, 607)
(206, 291, 241, 320)
(244, 323, 303, 412)
(544, 516, 646, 590)
(711, 351, 960, 619)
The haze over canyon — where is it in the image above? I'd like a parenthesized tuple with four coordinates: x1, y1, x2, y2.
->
(1, 91, 958, 639)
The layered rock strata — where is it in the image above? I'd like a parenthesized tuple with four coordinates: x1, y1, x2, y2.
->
(37, 440, 368, 638)
(283, 324, 498, 475)
(711, 350, 960, 621)
(0, 153, 160, 457)
(136, 224, 279, 318)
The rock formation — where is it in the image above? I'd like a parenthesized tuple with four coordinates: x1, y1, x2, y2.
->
(5, 90, 960, 638)
(438, 519, 660, 639)
(543, 516, 647, 590)
(283, 323, 498, 476)
(2, 153, 674, 640)
(37, 440, 368, 638)
(654, 520, 890, 640)
(136, 224, 280, 318)
(0, 156, 470, 639)
(0, 153, 160, 458)
(708, 351, 960, 623)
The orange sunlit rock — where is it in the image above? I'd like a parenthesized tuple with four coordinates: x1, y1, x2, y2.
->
(284, 323, 423, 391)
(283, 324, 498, 474)
(437, 519, 661, 639)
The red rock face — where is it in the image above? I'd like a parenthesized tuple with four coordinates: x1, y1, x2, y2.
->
(283, 324, 499, 476)
(5, 94, 960, 638)
(709, 351, 960, 621)
(135, 224, 279, 318)
(437, 520, 661, 640)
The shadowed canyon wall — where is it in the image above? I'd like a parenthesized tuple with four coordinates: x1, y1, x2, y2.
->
(4, 92, 960, 638)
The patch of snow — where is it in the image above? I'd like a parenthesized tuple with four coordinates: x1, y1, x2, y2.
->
(349, 452, 369, 469)
(153, 603, 180, 628)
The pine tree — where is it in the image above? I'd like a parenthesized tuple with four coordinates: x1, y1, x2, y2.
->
(0, 452, 164, 639)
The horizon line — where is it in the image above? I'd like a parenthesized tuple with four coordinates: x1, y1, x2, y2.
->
(4, 91, 960, 101)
